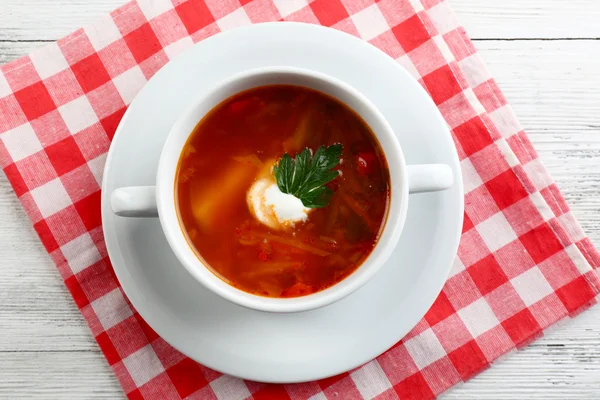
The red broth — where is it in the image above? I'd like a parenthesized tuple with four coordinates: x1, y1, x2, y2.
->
(175, 85, 390, 298)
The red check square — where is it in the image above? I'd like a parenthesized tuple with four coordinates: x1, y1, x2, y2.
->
(452, 117, 494, 157)
(462, 212, 474, 233)
(176, 0, 216, 35)
(96, 331, 121, 365)
(467, 255, 509, 296)
(100, 107, 127, 140)
(555, 276, 597, 313)
(393, 372, 435, 400)
(392, 14, 430, 53)
(45, 136, 87, 176)
(65, 274, 90, 308)
(501, 309, 541, 347)
(485, 169, 529, 211)
(167, 358, 209, 399)
(311, 0, 350, 27)
(422, 64, 463, 105)
(424, 291, 455, 326)
(252, 385, 292, 400)
(448, 340, 488, 380)
(519, 223, 564, 264)
(74, 191, 102, 231)
(124, 23, 163, 63)
(3, 163, 28, 197)
(71, 54, 112, 93)
(14, 82, 56, 120)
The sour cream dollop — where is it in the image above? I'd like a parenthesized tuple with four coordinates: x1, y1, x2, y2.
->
(247, 178, 311, 230)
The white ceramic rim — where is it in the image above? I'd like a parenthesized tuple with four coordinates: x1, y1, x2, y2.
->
(156, 66, 408, 313)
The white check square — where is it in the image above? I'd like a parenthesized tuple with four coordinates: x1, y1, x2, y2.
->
(30, 43, 70, 79)
(489, 105, 521, 138)
(404, 328, 447, 369)
(458, 298, 500, 337)
(210, 374, 251, 400)
(523, 158, 553, 191)
(511, 267, 554, 306)
(87, 154, 107, 186)
(476, 212, 518, 252)
(61, 233, 102, 274)
(91, 288, 133, 331)
(164, 37, 194, 60)
(396, 54, 420, 79)
(58, 96, 98, 134)
(449, 257, 466, 278)
(272, 0, 308, 18)
(113, 66, 147, 105)
(0, 72, 10, 98)
(138, 0, 174, 20)
(216, 8, 252, 31)
(85, 14, 123, 51)
(427, 2, 459, 35)
(351, 5, 389, 41)
(1, 123, 43, 162)
(460, 158, 483, 193)
(351, 360, 392, 399)
(30, 178, 71, 218)
(459, 54, 490, 88)
(122, 344, 165, 387)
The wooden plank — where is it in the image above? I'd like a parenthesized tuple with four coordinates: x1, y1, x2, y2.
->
(450, 0, 600, 39)
(0, 0, 123, 42)
(0, 352, 122, 398)
(0, 0, 599, 41)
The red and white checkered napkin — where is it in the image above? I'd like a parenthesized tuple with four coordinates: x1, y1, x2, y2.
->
(1, 0, 599, 398)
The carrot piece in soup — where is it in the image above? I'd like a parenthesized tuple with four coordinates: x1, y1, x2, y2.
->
(281, 282, 314, 297)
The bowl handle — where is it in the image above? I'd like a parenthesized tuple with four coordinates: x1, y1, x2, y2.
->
(111, 186, 158, 217)
(406, 164, 454, 194)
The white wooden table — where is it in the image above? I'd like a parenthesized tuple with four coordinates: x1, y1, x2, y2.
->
(1, 1, 599, 398)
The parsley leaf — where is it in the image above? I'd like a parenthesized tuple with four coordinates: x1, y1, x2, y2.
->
(273, 144, 342, 208)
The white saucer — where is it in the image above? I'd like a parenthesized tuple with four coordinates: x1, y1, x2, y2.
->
(101, 22, 463, 383)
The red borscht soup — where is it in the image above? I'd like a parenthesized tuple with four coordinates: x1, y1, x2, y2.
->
(175, 85, 390, 298)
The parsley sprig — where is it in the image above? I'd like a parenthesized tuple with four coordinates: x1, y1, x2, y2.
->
(273, 144, 342, 208)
